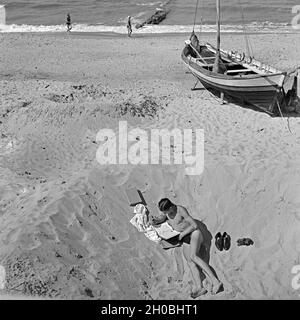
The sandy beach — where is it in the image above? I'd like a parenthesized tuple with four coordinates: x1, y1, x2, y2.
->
(0, 31, 300, 300)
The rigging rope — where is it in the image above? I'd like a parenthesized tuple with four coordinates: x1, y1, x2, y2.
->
(185, 61, 294, 134)
(198, 0, 204, 35)
(277, 98, 293, 134)
(286, 66, 300, 76)
(187, 0, 295, 133)
(193, 0, 200, 32)
(238, 0, 253, 57)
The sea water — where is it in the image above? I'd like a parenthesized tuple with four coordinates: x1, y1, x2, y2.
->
(0, 0, 298, 33)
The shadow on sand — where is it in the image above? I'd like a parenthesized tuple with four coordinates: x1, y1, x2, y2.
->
(194, 84, 300, 118)
(169, 219, 224, 294)
(195, 220, 222, 287)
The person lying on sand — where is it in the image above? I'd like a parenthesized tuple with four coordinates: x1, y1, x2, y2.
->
(156, 198, 223, 298)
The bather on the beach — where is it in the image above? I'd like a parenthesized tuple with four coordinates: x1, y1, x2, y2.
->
(156, 198, 223, 298)
(127, 16, 132, 37)
(66, 13, 72, 32)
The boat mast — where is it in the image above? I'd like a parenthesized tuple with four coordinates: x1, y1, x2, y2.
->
(213, 0, 221, 73)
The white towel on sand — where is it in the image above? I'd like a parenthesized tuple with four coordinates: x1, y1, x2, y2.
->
(130, 204, 161, 243)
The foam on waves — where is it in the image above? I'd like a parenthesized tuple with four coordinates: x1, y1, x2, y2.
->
(0, 22, 296, 34)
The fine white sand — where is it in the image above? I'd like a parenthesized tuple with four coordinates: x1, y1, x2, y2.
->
(0, 32, 300, 299)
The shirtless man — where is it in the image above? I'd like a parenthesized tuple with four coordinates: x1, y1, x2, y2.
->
(157, 198, 222, 298)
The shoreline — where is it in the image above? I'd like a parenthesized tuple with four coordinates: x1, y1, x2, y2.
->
(1, 30, 300, 37)
(0, 30, 300, 42)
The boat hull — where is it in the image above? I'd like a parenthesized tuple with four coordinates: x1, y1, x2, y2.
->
(182, 47, 286, 114)
(199, 80, 280, 114)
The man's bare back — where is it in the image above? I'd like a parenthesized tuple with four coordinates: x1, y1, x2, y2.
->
(166, 205, 195, 233)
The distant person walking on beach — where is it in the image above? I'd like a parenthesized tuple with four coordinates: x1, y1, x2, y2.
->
(127, 16, 132, 37)
(156, 198, 223, 298)
(66, 13, 72, 32)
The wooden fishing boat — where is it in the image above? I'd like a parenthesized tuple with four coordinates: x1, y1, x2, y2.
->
(181, 0, 297, 115)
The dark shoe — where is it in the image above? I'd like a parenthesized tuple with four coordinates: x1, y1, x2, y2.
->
(237, 238, 244, 246)
(237, 238, 254, 246)
(215, 232, 223, 251)
(223, 232, 231, 250)
(245, 238, 254, 246)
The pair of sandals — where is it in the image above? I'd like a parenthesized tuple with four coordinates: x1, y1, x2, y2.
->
(215, 232, 231, 251)
(237, 238, 254, 246)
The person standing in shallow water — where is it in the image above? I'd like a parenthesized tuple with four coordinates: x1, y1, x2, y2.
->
(127, 16, 132, 37)
(156, 198, 223, 298)
(66, 13, 72, 32)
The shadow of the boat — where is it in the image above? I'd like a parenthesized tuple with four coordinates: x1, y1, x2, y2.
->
(201, 86, 300, 118)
